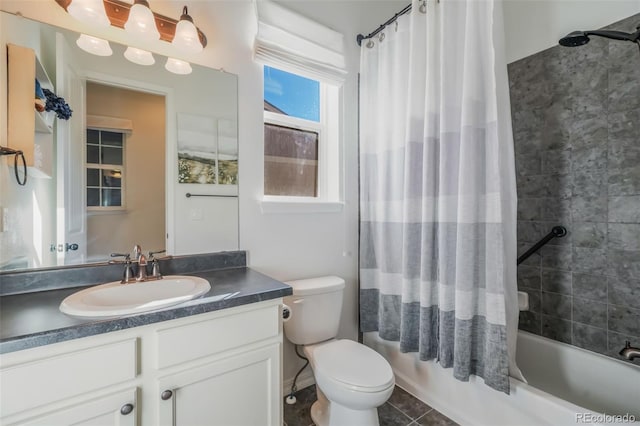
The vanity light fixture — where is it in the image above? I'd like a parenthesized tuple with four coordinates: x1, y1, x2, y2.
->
(76, 34, 113, 56)
(67, 0, 110, 27)
(165, 57, 192, 75)
(124, 46, 155, 65)
(55, 0, 208, 48)
(172, 6, 203, 54)
(124, 0, 160, 42)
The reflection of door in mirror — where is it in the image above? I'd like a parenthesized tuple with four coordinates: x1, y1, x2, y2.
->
(85, 82, 165, 262)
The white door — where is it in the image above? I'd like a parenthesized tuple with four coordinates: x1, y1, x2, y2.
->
(55, 32, 87, 264)
(5, 389, 137, 426)
(157, 344, 281, 426)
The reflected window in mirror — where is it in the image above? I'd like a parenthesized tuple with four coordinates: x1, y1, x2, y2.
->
(86, 129, 125, 210)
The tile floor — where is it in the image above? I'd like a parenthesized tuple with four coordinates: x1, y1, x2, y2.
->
(284, 384, 458, 426)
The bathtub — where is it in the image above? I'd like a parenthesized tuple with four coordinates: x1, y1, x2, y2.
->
(364, 330, 640, 425)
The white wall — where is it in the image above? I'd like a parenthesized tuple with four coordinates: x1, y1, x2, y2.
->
(504, 0, 640, 63)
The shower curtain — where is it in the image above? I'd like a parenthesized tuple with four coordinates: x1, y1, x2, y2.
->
(359, 0, 520, 393)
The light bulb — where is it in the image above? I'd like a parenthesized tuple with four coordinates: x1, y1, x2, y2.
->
(67, 0, 110, 27)
(172, 6, 203, 54)
(124, 0, 160, 42)
(124, 47, 155, 65)
(76, 34, 113, 56)
(165, 58, 192, 75)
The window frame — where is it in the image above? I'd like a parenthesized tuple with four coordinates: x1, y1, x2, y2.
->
(262, 65, 342, 211)
(86, 128, 126, 212)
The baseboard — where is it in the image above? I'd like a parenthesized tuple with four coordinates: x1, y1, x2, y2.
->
(282, 370, 315, 397)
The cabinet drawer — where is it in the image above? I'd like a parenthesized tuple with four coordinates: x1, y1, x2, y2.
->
(156, 304, 279, 369)
(0, 339, 137, 417)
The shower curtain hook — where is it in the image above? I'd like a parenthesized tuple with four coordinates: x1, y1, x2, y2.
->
(378, 32, 385, 42)
(366, 40, 375, 48)
(419, 0, 427, 13)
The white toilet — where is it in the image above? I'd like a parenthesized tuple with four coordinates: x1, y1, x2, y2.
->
(284, 276, 395, 426)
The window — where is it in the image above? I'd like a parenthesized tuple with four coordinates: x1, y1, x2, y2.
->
(263, 65, 340, 202)
(86, 129, 125, 209)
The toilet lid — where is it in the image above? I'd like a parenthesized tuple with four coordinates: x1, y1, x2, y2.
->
(313, 340, 394, 391)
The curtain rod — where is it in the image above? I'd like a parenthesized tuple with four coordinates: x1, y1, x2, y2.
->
(356, 3, 412, 46)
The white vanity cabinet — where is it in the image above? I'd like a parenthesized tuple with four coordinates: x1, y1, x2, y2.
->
(0, 299, 283, 426)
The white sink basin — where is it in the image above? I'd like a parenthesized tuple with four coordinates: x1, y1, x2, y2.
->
(60, 275, 211, 318)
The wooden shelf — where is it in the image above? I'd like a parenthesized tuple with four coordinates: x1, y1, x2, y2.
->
(7, 43, 54, 177)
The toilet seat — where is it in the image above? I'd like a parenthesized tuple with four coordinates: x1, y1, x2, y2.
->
(312, 339, 394, 393)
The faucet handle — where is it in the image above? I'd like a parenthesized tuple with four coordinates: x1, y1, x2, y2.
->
(148, 249, 166, 260)
(109, 253, 131, 263)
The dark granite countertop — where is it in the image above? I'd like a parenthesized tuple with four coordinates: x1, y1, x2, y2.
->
(0, 267, 292, 354)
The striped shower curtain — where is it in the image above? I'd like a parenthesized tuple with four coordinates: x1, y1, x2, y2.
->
(359, 0, 520, 393)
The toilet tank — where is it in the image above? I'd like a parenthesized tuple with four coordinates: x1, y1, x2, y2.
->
(284, 276, 345, 345)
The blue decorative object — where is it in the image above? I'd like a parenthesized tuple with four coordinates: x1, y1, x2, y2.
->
(35, 79, 45, 100)
(43, 88, 72, 120)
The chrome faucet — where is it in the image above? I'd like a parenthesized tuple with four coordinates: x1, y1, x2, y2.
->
(148, 249, 166, 279)
(619, 341, 640, 361)
(110, 252, 135, 284)
(133, 245, 148, 282)
(111, 245, 166, 284)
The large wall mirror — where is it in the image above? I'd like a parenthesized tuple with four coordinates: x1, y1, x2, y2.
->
(0, 11, 239, 272)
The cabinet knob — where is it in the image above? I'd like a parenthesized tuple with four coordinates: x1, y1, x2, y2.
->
(120, 403, 134, 415)
(161, 390, 173, 400)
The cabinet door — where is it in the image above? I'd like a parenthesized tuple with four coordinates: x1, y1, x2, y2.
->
(157, 344, 281, 426)
(6, 388, 137, 426)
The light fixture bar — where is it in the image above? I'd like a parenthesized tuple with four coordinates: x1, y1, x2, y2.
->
(54, 0, 207, 48)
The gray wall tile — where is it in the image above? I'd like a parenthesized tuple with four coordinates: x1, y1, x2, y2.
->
(573, 297, 607, 328)
(572, 273, 607, 301)
(511, 12, 640, 364)
(573, 323, 607, 354)
(542, 150, 571, 175)
(541, 315, 572, 344)
(572, 247, 607, 274)
(516, 152, 542, 177)
(540, 245, 572, 271)
(606, 250, 640, 280)
(608, 224, 640, 251)
(541, 268, 572, 295)
(609, 196, 640, 223)
(517, 198, 542, 221)
(608, 305, 640, 336)
(572, 170, 607, 197)
(608, 277, 640, 309)
(569, 111, 607, 150)
(572, 196, 607, 222)
(571, 146, 607, 171)
(572, 222, 607, 248)
(608, 166, 640, 196)
(519, 311, 541, 335)
(541, 292, 572, 319)
(540, 198, 571, 222)
(517, 265, 541, 290)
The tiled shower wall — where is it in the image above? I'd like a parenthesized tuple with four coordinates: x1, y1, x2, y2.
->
(508, 13, 640, 362)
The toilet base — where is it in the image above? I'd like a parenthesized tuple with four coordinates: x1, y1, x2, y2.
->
(310, 387, 380, 426)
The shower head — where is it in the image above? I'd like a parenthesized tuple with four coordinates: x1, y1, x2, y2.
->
(559, 31, 590, 47)
(559, 27, 640, 47)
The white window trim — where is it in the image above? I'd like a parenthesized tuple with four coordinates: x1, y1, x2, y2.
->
(261, 65, 343, 214)
(86, 128, 126, 212)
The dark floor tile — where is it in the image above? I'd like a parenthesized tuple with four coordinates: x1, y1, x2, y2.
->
(378, 401, 413, 426)
(388, 386, 432, 420)
(284, 385, 316, 426)
(415, 409, 458, 426)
